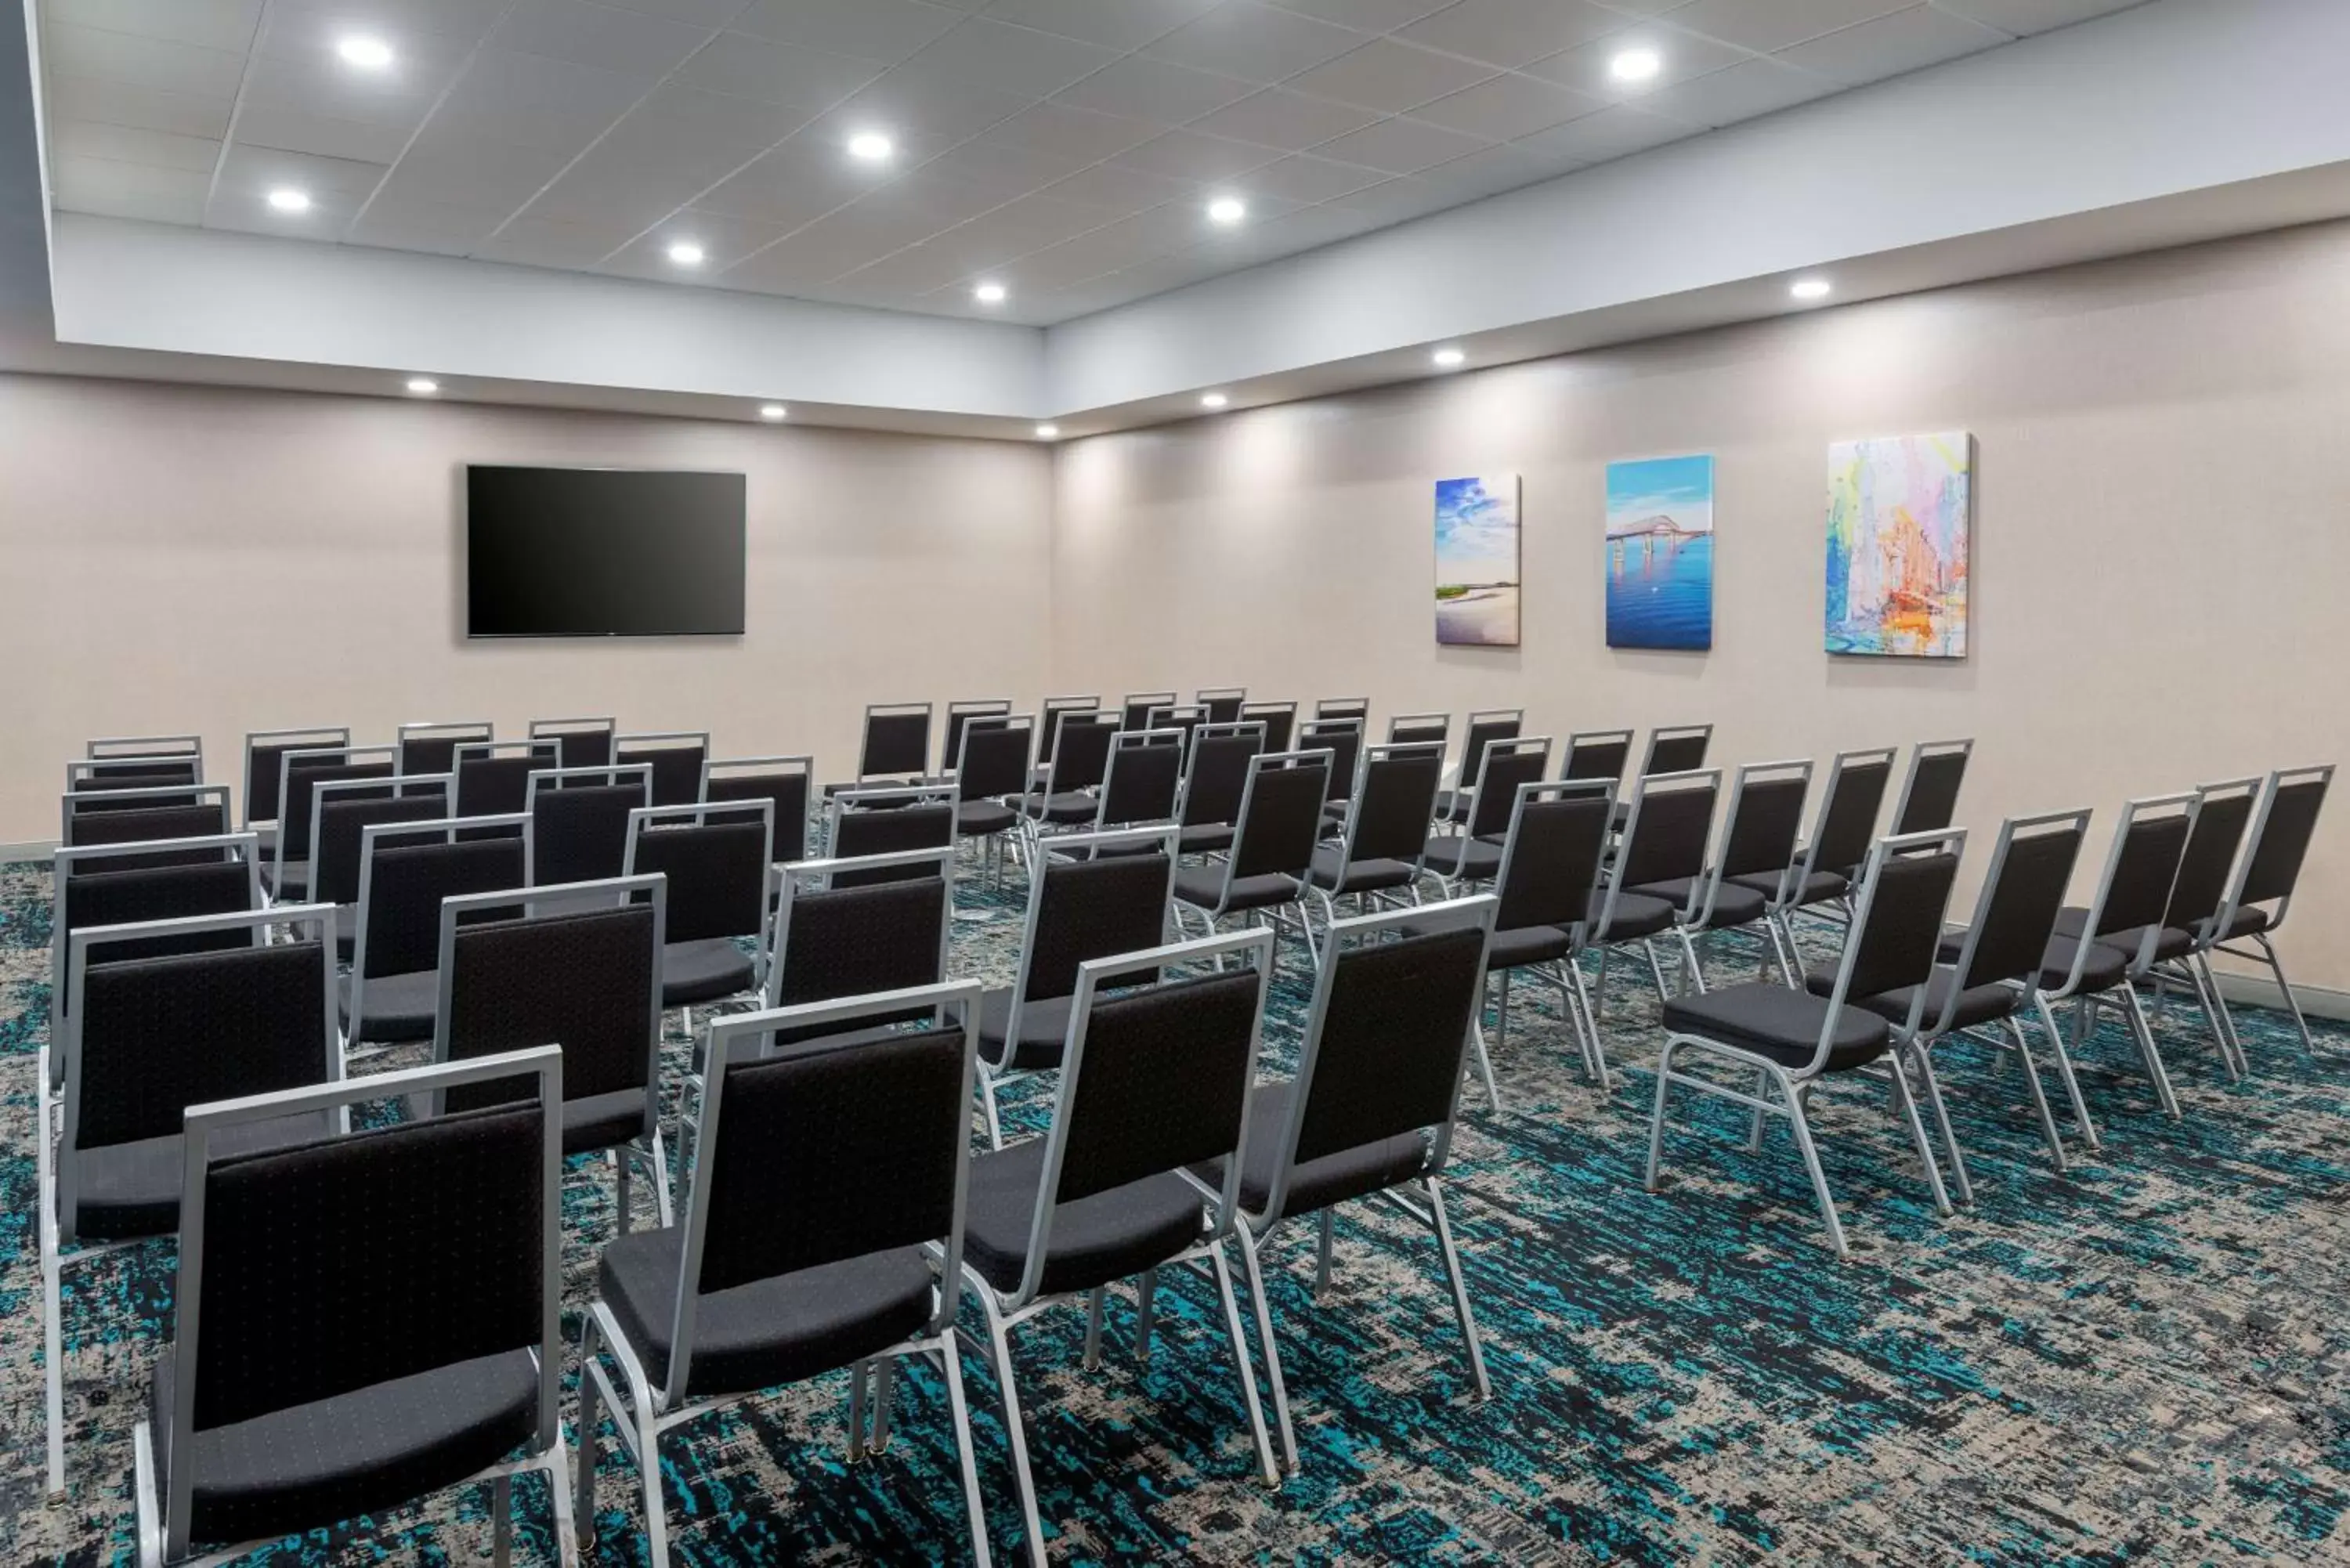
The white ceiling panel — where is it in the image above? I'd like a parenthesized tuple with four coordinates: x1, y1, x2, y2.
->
(1311, 114, 1491, 176)
(976, 0, 1222, 52)
(1282, 38, 1497, 113)
(1231, 151, 1389, 205)
(1036, 159, 1204, 215)
(1186, 87, 1379, 151)
(1396, 0, 1632, 69)
(42, 71, 234, 138)
(1108, 128, 1281, 183)
(977, 101, 1165, 162)
(43, 22, 248, 97)
(378, 130, 579, 210)
(487, 0, 718, 77)
(1661, 0, 1914, 55)
(1137, 2, 1372, 83)
(1268, 0, 1452, 29)
(906, 18, 1120, 99)
(1408, 71, 1600, 141)
(1635, 56, 1841, 127)
(596, 0, 757, 24)
(45, 115, 219, 171)
(1779, 5, 2009, 81)
(233, 102, 418, 165)
(1054, 56, 1256, 123)
(601, 208, 795, 276)
(727, 0, 963, 61)
(44, 0, 260, 53)
(1930, 0, 2144, 32)
(1524, 25, 1752, 97)
(237, 48, 462, 131)
(475, 211, 649, 269)
(346, 190, 510, 256)
(668, 31, 886, 106)
(49, 152, 212, 222)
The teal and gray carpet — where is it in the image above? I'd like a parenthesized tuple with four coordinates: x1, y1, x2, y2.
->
(2, 861, 2346, 1564)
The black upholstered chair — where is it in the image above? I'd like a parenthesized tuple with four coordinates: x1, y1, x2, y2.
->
(1195, 686, 1248, 724)
(1314, 696, 1369, 724)
(944, 698, 1014, 778)
(1652, 760, 1810, 991)
(1740, 746, 1896, 962)
(1217, 896, 1498, 1473)
(1300, 717, 1365, 836)
(1090, 726, 1186, 835)
(529, 714, 616, 771)
(1588, 770, 1717, 1009)
(1560, 728, 1633, 787)
(828, 703, 934, 798)
(523, 762, 652, 885)
(44, 905, 339, 1492)
(1612, 724, 1713, 830)
(1144, 701, 1209, 752)
(1648, 829, 1966, 1258)
(433, 874, 671, 1231)
(830, 785, 958, 885)
(625, 802, 772, 1017)
(1890, 738, 1972, 835)
(47, 833, 262, 1068)
(970, 827, 1177, 1148)
(1032, 694, 1102, 789)
(1434, 707, 1522, 823)
(617, 730, 712, 807)
(133, 1046, 573, 1566)
(580, 987, 992, 1568)
(344, 815, 527, 1059)
(1386, 711, 1450, 750)
(61, 787, 233, 876)
(1173, 750, 1333, 965)
(63, 761, 204, 807)
(453, 739, 562, 819)
(2204, 764, 2334, 1060)
(1239, 700, 1297, 754)
(2131, 775, 2265, 1079)
(1421, 735, 1550, 891)
(958, 930, 1281, 1563)
(952, 713, 1033, 880)
(1482, 780, 1616, 1089)
(1120, 692, 1178, 732)
(88, 732, 203, 773)
(1173, 720, 1267, 855)
(394, 719, 491, 776)
(754, 849, 956, 1050)
(306, 773, 453, 957)
(240, 725, 346, 862)
(1306, 740, 1441, 946)
(269, 744, 398, 901)
(703, 753, 815, 865)
(1019, 711, 1118, 853)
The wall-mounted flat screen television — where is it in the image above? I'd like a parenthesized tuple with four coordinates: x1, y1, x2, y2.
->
(466, 465, 747, 637)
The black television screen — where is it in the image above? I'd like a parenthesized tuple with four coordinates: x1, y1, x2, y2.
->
(466, 465, 746, 637)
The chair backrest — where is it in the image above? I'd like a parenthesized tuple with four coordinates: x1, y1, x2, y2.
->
(49, 835, 261, 1037)
(1640, 724, 1712, 777)
(1699, 760, 1813, 915)
(243, 726, 347, 825)
(763, 851, 955, 1024)
(1013, 929, 1271, 1304)
(90, 732, 202, 768)
(1037, 695, 1101, 765)
(1180, 721, 1267, 829)
(1229, 750, 1334, 881)
(1492, 782, 1613, 936)
(1799, 746, 1897, 882)
(1274, 898, 1495, 1209)
(625, 803, 773, 945)
(1018, 830, 1176, 1008)
(672, 988, 978, 1403)
(1144, 703, 1208, 749)
(1562, 728, 1633, 785)
(829, 787, 957, 884)
(436, 876, 663, 1122)
(616, 731, 711, 807)
(1196, 687, 1248, 724)
(454, 740, 561, 818)
(524, 764, 653, 886)
(954, 714, 1035, 803)
(1343, 742, 1444, 865)
(353, 817, 528, 981)
(2086, 793, 2195, 944)
(1944, 809, 2089, 1001)
(942, 699, 1013, 776)
(859, 703, 933, 780)
(65, 760, 203, 803)
(1315, 697, 1369, 724)
(1463, 735, 1552, 840)
(1300, 717, 1364, 805)
(529, 717, 616, 771)
(1387, 712, 1449, 750)
(61, 788, 232, 864)
(1456, 709, 1523, 790)
(1120, 692, 1177, 732)
(1240, 701, 1296, 753)
(1891, 739, 1972, 836)
(396, 721, 493, 777)
(703, 753, 815, 864)
(310, 774, 454, 907)
(279, 746, 399, 873)
(2221, 764, 2333, 932)
(1094, 728, 1185, 829)
(1612, 768, 1721, 890)
(1043, 711, 1119, 795)
(2165, 776, 2262, 934)
(1809, 829, 1966, 1065)
(161, 1048, 560, 1557)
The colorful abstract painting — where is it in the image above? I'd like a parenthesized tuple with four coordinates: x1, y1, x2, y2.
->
(1606, 454, 1714, 651)
(1435, 474, 1520, 647)
(1826, 432, 1972, 658)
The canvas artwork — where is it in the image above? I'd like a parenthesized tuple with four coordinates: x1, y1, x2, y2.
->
(1606, 454, 1715, 650)
(1434, 474, 1521, 647)
(1825, 432, 1972, 658)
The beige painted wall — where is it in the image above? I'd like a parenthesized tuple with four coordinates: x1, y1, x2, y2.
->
(0, 377, 1055, 839)
(1051, 222, 2350, 992)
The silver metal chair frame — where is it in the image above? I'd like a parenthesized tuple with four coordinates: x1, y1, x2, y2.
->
(60, 783, 232, 841)
(1170, 748, 1335, 967)
(1561, 727, 1635, 785)
(1447, 706, 1524, 797)
(522, 763, 654, 885)
(1669, 757, 1813, 992)
(2048, 792, 2198, 1124)
(1306, 739, 1443, 959)
(1889, 736, 1975, 833)
(394, 720, 493, 775)
(529, 714, 617, 751)
(451, 739, 560, 816)
(345, 811, 528, 1063)
(852, 701, 935, 786)
(305, 771, 454, 901)
(624, 799, 777, 1027)
(1090, 728, 1187, 835)
(1481, 780, 1615, 1089)
(271, 745, 399, 903)
(1766, 745, 1900, 962)
(49, 833, 262, 1068)
(757, 847, 959, 1013)
(1591, 768, 1723, 1014)
(90, 733, 203, 766)
(2207, 764, 2334, 1060)
(945, 699, 1015, 777)
(239, 727, 347, 831)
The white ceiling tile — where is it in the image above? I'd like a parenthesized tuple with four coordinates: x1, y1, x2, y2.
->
(1777, 5, 2008, 81)
(1635, 56, 1841, 126)
(917, 137, 1091, 196)
(727, 0, 964, 60)
(233, 103, 418, 164)
(347, 191, 510, 255)
(720, 200, 943, 284)
(45, 117, 220, 172)
(477, 212, 647, 269)
(593, 0, 757, 24)
(521, 164, 700, 229)
(374, 135, 576, 209)
(428, 49, 649, 152)
(215, 142, 389, 198)
(1054, 56, 1257, 123)
(1037, 161, 1206, 215)
(42, 23, 248, 97)
(603, 208, 794, 274)
(924, 192, 1108, 267)
(1267, 0, 1452, 28)
(44, 0, 261, 53)
(255, 0, 506, 60)
(1140, 2, 1372, 83)
(1508, 102, 1688, 164)
(861, 165, 1025, 226)
(237, 47, 461, 129)
(1282, 39, 1498, 113)
(1416, 135, 1573, 197)
(670, 33, 886, 106)
(828, 236, 992, 298)
(1312, 114, 1491, 174)
(1230, 151, 1386, 204)
(1185, 88, 1379, 151)
(49, 153, 213, 222)
(1323, 173, 1459, 223)
(1107, 128, 1281, 182)
(487, 0, 716, 76)
(1396, 0, 1632, 68)
(1662, 0, 1912, 54)
(902, 18, 1122, 99)
(693, 143, 869, 226)
(974, 101, 1166, 161)
(791, 66, 1032, 150)
(40, 73, 234, 139)
(1929, 0, 2138, 34)
(1523, 25, 1752, 98)
(975, 0, 1223, 51)
(1408, 71, 1600, 139)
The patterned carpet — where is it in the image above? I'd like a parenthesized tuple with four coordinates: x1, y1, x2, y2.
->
(2, 857, 2346, 1566)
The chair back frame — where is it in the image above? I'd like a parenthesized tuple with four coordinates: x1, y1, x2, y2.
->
(1795, 829, 1968, 1077)
(453, 739, 562, 817)
(349, 813, 530, 1035)
(1785, 746, 1900, 898)
(1935, 807, 2092, 1031)
(1490, 780, 1614, 945)
(49, 833, 264, 1063)
(308, 772, 455, 907)
(2213, 764, 2334, 941)
(625, 800, 776, 951)
(522, 764, 655, 885)
(1338, 741, 1444, 871)
(855, 703, 935, 782)
(1202, 749, 1334, 909)
(529, 717, 619, 772)
(241, 727, 347, 826)
(1596, 768, 1721, 934)
(942, 699, 1014, 776)
(1687, 760, 1813, 926)
(953, 714, 1036, 804)
(275, 745, 400, 887)
(1461, 735, 1553, 842)
(761, 848, 959, 1010)
(1639, 724, 1713, 778)
(615, 731, 714, 807)
(396, 721, 494, 776)
(701, 754, 815, 862)
(60, 783, 233, 843)
(1890, 738, 1973, 836)
(1195, 688, 1248, 724)
(1093, 728, 1187, 831)
(1561, 728, 1634, 786)
(1036, 695, 1102, 767)
(1455, 709, 1524, 792)
(996, 826, 1180, 1081)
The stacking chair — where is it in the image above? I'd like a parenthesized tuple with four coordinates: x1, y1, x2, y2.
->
(345, 815, 527, 1057)
(579, 990, 992, 1568)
(1314, 697, 1369, 724)
(969, 827, 1178, 1147)
(618, 729, 712, 807)
(454, 739, 560, 818)
(61, 786, 231, 869)
(65, 759, 204, 804)
(1421, 736, 1550, 889)
(435, 875, 671, 1231)
(133, 1047, 573, 1566)
(306, 773, 453, 953)
(739, 849, 956, 1067)
(1305, 741, 1442, 947)
(48, 834, 262, 1059)
(524, 762, 652, 884)
(1648, 830, 1966, 1258)
(1088, 727, 1186, 835)
(1640, 723, 1713, 778)
(1020, 712, 1118, 851)
(89, 732, 203, 772)
(530, 714, 616, 771)
(1219, 897, 1498, 1472)
(2136, 775, 2264, 1078)
(1891, 738, 1972, 834)
(1562, 728, 1634, 786)
(1032, 695, 1102, 788)
(1652, 761, 1811, 991)
(43, 905, 339, 1492)
(2205, 765, 2334, 1059)
(1739, 746, 1896, 959)
(952, 714, 1033, 879)
(944, 699, 1014, 777)
(1301, 717, 1365, 836)
(1146, 702, 1209, 752)
(626, 802, 772, 1016)
(1173, 750, 1331, 970)
(830, 703, 934, 796)
(1173, 721, 1266, 854)
(704, 753, 815, 865)
(1240, 700, 1297, 753)
(1387, 712, 1450, 750)
(958, 930, 1281, 1563)
(270, 744, 397, 901)
(831, 785, 958, 885)
(395, 719, 491, 775)
(1196, 686, 1248, 724)
(1481, 782, 1616, 1087)
(1435, 708, 1523, 823)
(1588, 770, 1719, 1007)
(241, 725, 346, 859)
(1120, 692, 1177, 732)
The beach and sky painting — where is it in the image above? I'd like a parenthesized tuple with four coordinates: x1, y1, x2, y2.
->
(1435, 474, 1520, 646)
(1606, 454, 1715, 650)
(1825, 432, 1972, 658)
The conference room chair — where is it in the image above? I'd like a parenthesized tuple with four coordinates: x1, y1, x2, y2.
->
(1811, 809, 2091, 1192)
(1301, 717, 1365, 836)
(1651, 760, 1812, 992)
(47, 833, 262, 1068)
(1480, 781, 1616, 1089)
(1421, 735, 1551, 891)
(1241, 699, 1298, 754)
(433, 873, 671, 1231)
(133, 1046, 573, 1567)
(952, 712, 1033, 881)
(1561, 727, 1634, 786)
(394, 718, 491, 775)
(1144, 700, 1209, 751)
(1020, 711, 1119, 854)
(1740, 745, 1896, 961)
(958, 930, 1282, 1564)
(618, 728, 712, 807)
(1172, 719, 1266, 855)
(1121, 691, 1178, 732)
(1314, 696, 1369, 724)
(1032, 693, 1102, 787)
(2203, 764, 2334, 1060)
(1647, 829, 1966, 1259)
(523, 761, 652, 885)
(2129, 775, 2264, 1079)
(60, 786, 232, 869)
(240, 725, 347, 861)
(1890, 737, 1974, 835)
(344, 815, 527, 1060)
(830, 784, 959, 885)
(828, 701, 934, 797)
(625, 801, 773, 1017)
(1435, 707, 1523, 824)
(1219, 896, 1498, 1474)
(944, 697, 1014, 778)
(1387, 711, 1450, 750)
(578, 989, 992, 1568)
(703, 753, 816, 865)
(1087, 724, 1187, 836)
(1196, 686, 1248, 724)
(269, 743, 397, 901)
(63, 758, 204, 806)
(453, 738, 559, 818)
(1306, 740, 1442, 953)
(757, 845, 956, 1017)
(42, 904, 338, 1493)
(529, 714, 616, 771)
(1587, 770, 1718, 1010)
(1611, 724, 1714, 829)
(88, 732, 203, 773)
(1173, 749, 1332, 963)
(306, 771, 453, 933)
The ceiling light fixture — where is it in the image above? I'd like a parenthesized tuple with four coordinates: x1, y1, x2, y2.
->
(337, 34, 394, 70)
(1206, 195, 1246, 226)
(1036, 424, 1060, 439)
(973, 280, 1007, 305)
(848, 131, 895, 163)
(1200, 391, 1229, 409)
(266, 187, 311, 213)
(1790, 276, 1832, 301)
(1432, 346, 1466, 368)
(759, 404, 787, 421)
(406, 377, 439, 395)
(1610, 47, 1662, 83)
(667, 240, 706, 266)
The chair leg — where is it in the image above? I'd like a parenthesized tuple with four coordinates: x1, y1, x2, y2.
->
(638, 1396, 671, 1568)
(938, 1335, 997, 1568)
(1425, 1178, 1492, 1400)
(613, 1147, 633, 1237)
(2181, 956, 2245, 1082)
(543, 1431, 582, 1568)
(1745, 1071, 1767, 1154)
(38, 1082, 66, 1495)
(573, 1318, 603, 1551)
(2032, 992, 2102, 1151)
(1567, 961, 1611, 1088)
(1235, 1227, 1299, 1473)
(1763, 912, 1796, 988)
(1642, 941, 1672, 1006)
(979, 1074, 1007, 1152)
(2118, 982, 2182, 1120)
(1644, 1040, 1679, 1191)
(2003, 1014, 2069, 1173)
(848, 1358, 870, 1462)
(492, 1472, 513, 1568)
(1083, 1288, 1106, 1371)
(1676, 927, 1706, 994)
(1208, 1244, 1282, 1487)
(1466, 1018, 1501, 1114)
(2196, 952, 2248, 1074)
(2254, 934, 2318, 1057)
(976, 1302, 1050, 1568)
(1494, 970, 1512, 1049)
(647, 1129, 674, 1228)
(1909, 1042, 1973, 1209)
(1134, 1268, 1157, 1363)
(1782, 1080, 1852, 1259)
(1889, 1051, 1954, 1217)
(1313, 1209, 1335, 1299)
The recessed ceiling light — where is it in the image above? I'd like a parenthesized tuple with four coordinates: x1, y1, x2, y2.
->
(405, 377, 438, 395)
(266, 187, 311, 213)
(1200, 392, 1229, 409)
(848, 131, 894, 163)
(667, 240, 706, 266)
(1206, 196, 1246, 226)
(337, 34, 394, 70)
(1035, 424, 1060, 439)
(1610, 47, 1663, 83)
(1432, 346, 1466, 368)
(759, 404, 787, 421)
(1790, 276, 1833, 301)
(973, 280, 1007, 305)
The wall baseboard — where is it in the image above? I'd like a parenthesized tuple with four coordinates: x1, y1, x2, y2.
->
(2211, 969, 2350, 1024)
(2, 839, 56, 863)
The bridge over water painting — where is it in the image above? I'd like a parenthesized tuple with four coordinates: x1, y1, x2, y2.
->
(1606, 454, 1715, 650)
(1826, 432, 1972, 659)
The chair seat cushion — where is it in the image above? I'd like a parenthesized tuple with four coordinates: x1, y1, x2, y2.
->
(153, 1348, 539, 1548)
(1179, 824, 1236, 854)
(70, 1111, 331, 1241)
(962, 987, 1075, 1072)
(1661, 983, 1889, 1071)
(1802, 963, 2018, 1033)
(599, 1227, 935, 1399)
(2195, 905, 2270, 943)
(1021, 791, 1098, 826)
(1732, 868, 1848, 908)
(957, 800, 1019, 837)
(564, 1088, 652, 1157)
(1200, 1081, 1428, 1218)
(1421, 836, 1500, 881)
(962, 1137, 1206, 1298)
(339, 968, 439, 1045)
(1632, 876, 1767, 930)
(2052, 907, 2193, 964)
(662, 938, 756, 1007)
(1590, 890, 1676, 942)
(1434, 789, 1473, 823)
(1173, 865, 1300, 912)
(1945, 929, 2130, 994)
(1488, 924, 1573, 969)
(1307, 844, 1417, 894)
(259, 859, 309, 899)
